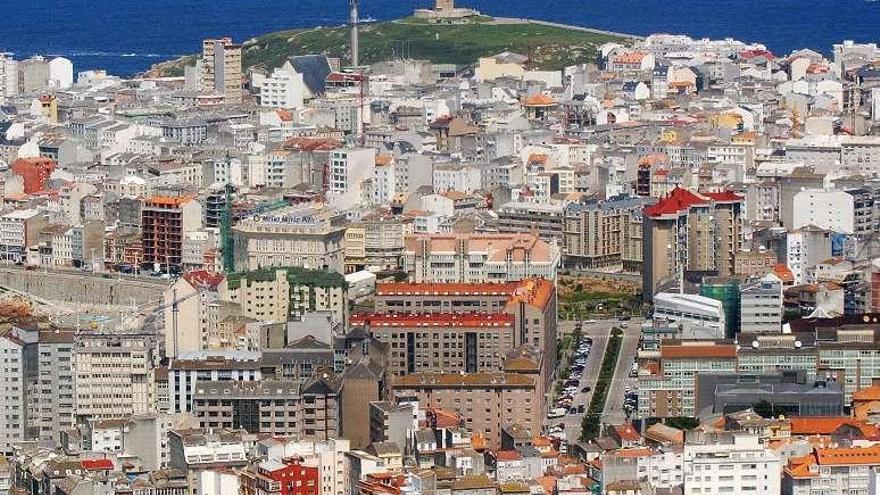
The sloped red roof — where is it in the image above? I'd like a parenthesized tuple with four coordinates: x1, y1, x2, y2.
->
(644, 187, 709, 218)
(789, 417, 878, 437)
(81, 459, 113, 471)
(183, 270, 225, 290)
(703, 190, 743, 203)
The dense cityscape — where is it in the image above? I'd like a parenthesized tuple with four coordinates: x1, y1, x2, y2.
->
(0, 1, 880, 494)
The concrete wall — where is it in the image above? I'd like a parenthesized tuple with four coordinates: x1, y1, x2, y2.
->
(0, 266, 166, 306)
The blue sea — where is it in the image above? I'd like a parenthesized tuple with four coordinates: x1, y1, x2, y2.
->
(2, 0, 879, 76)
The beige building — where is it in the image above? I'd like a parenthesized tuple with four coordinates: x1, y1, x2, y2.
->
(163, 270, 226, 358)
(201, 37, 242, 103)
(391, 371, 543, 448)
(373, 278, 558, 387)
(564, 196, 651, 271)
(351, 312, 516, 377)
(232, 207, 346, 273)
(191, 378, 339, 440)
(220, 266, 347, 323)
(343, 215, 410, 273)
(74, 332, 158, 421)
(404, 232, 560, 283)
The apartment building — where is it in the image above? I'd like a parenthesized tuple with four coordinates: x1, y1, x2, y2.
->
(256, 438, 350, 495)
(141, 196, 202, 273)
(202, 37, 242, 103)
(221, 266, 347, 323)
(350, 312, 516, 376)
(163, 270, 226, 358)
(258, 61, 306, 109)
(0, 209, 46, 263)
(792, 189, 855, 234)
(684, 433, 780, 495)
(373, 278, 558, 385)
(191, 378, 339, 440)
(343, 215, 408, 272)
(231, 207, 346, 273)
(404, 232, 560, 283)
(740, 274, 784, 333)
(784, 445, 880, 495)
(736, 333, 818, 380)
(168, 351, 262, 413)
(786, 226, 834, 284)
(638, 342, 737, 417)
(240, 457, 320, 495)
(642, 187, 743, 299)
(563, 195, 651, 271)
(74, 332, 157, 421)
(390, 372, 543, 448)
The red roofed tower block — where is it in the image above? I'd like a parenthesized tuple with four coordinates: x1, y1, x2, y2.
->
(643, 186, 744, 300)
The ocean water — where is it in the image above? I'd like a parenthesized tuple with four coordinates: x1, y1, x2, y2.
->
(2, 0, 879, 76)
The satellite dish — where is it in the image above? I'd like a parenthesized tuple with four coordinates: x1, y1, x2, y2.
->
(794, 340, 802, 348)
(751, 341, 760, 348)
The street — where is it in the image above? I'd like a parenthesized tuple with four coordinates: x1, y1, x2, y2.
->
(546, 319, 643, 444)
(602, 324, 641, 425)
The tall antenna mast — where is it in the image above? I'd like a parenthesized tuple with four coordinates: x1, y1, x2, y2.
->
(349, 0, 360, 67)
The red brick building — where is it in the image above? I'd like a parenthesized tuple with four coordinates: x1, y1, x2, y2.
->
(240, 457, 319, 495)
(10, 157, 56, 194)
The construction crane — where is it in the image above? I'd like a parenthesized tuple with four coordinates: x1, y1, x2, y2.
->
(220, 183, 235, 273)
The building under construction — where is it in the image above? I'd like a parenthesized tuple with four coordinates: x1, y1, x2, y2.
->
(141, 196, 202, 274)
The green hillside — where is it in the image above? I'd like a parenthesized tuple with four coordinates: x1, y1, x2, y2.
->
(146, 17, 631, 77)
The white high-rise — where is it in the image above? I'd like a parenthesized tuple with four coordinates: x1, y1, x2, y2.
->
(0, 53, 18, 100)
(259, 61, 305, 109)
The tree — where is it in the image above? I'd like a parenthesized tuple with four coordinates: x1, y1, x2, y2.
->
(580, 413, 601, 441)
(751, 400, 776, 418)
(665, 417, 700, 431)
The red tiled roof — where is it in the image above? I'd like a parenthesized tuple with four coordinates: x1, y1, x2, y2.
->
(183, 270, 225, 290)
(644, 187, 709, 218)
(739, 49, 776, 60)
(853, 385, 880, 401)
(703, 190, 744, 203)
(281, 137, 342, 151)
(815, 445, 880, 465)
(613, 423, 641, 442)
(495, 450, 523, 461)
(81, 459, 113, 470)
(789, 417, 878, 437)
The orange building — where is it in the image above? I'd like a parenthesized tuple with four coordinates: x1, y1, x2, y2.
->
(10, 157, 56, 194)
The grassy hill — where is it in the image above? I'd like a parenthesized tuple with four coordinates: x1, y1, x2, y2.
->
(146, 17, 630, 77)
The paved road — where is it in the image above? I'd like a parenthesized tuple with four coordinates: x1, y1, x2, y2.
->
(602, 323, 642, 425)
(490, 17, 645, 40)
(547, 320, 613, 442)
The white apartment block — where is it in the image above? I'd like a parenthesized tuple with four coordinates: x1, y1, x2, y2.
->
(259, 61, 306, 109)
(0, 330, 33, 454)
(792, 189, 855, 234)
(168, 351, 261, 413)
(330, 148, 377, 209)
(740, 274, 784, 333)
(0, 53, 18, 100)
(684, 433, 780, 495)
